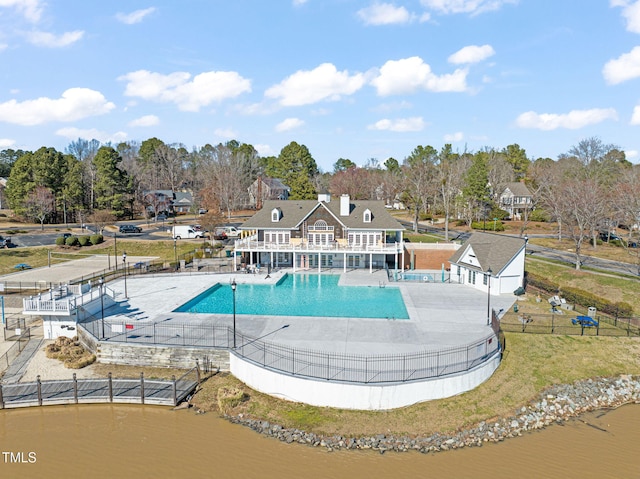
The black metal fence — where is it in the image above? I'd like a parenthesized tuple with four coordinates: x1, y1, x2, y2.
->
(0, 328, 31, 376)
(499, 312, 640, 337)
(234, 331, 500, 384)
(78, 318, 501, 385)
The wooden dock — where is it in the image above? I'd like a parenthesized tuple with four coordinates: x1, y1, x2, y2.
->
(0, 369, 199, 409)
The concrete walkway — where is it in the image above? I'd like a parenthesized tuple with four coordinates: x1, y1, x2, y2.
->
(2, 337, 44, 384)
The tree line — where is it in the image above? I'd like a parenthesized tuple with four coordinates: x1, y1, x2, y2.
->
(2, 135, 639, 269)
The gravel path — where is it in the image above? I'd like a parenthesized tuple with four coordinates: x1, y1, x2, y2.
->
(19, 339, 100, 382)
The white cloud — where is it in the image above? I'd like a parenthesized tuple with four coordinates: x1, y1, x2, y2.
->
(357, 3, 414, 25)
(276, 117, 305, 132)
(292, 0, 308, 6)
(368, 116, 425, 132)
(26, 30, 84, 47)
(448, 44, 495, 64)
(370, 56, 468, 95)
(120, 69, 252, 112)
(515, 108, 618, 130)
(0, 0, 44, 23)
(444, 131, 464, 141)
(603, 46, 640, 84)
(419, 12, 431, 22)
(254, 144, 275, 156)
(631, 104, 640, 124)
(0, 42, 8, 51)
(611, 0, 640, 33)
(625, 149, 639, 160)
(265, 63, 365, 106)
(214, 127, 238, 138)
(116, 8, 156, 25)
(420, 0, 518, 16)
(128, 115, 159, 127)
(56, 127, 127, 144)
(0, 88, 115, 125)
(0, 138, 15, 148)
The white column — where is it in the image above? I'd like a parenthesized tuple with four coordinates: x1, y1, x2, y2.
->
(293, 252, 296, 272)
(343, 253, 347, 273)
(369, 253, 373, 273)
(318, 253, 321, 273)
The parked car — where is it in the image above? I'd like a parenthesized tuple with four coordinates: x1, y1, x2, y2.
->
(0, 235, 12, 248)
(599, 231, 622, 242)
(156, 213, 168, 221)
(119, 224, 142, 234)
(224, 226, 240, 238)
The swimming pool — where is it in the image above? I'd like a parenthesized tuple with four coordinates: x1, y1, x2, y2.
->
(175, 274, 409, 319)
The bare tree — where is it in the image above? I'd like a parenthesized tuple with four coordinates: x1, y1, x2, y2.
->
(436, 146, 470, 241)
(24, 186, 55, 230)
(88, 210, 116, 234)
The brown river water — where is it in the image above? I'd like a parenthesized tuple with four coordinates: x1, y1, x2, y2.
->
(1, 404, 639, 479)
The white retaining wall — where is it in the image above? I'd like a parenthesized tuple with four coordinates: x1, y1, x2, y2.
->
(230, 352, 501, 410)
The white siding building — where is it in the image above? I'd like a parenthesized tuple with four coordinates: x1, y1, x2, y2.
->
(449, 232, 526, 295)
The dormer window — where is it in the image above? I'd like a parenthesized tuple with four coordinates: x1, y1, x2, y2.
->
(271, 208, 281, 222)
(363, 208, 372, 223)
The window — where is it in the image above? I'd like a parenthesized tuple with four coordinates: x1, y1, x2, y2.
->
(457, 265, 461, 276)
(472, 271, 476, 284)
(363, 208, 372, 223)
(313, 220, 328, 230)
(271, 208, 281, 222)
(483, 273, 488, 285)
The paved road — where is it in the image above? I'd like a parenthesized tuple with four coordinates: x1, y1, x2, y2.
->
(400, 220, 640, 277)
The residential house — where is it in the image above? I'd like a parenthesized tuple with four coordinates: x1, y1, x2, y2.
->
(499, 182, 533, 220)
(235, 193, 405, 273)
(448, 232, 526, 295)
(248, 177, 290, 209)
(172, 191, 194, 214)
(143, 190, 194, 216)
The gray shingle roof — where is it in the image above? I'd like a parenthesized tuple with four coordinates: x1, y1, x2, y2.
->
(241, 199, 404, 231)
(449, 232, 525, 274)
(502, 182, 532, 197)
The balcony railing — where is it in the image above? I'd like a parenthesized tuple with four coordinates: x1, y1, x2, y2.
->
(23, 285, 116, 316)
(234, 237, 402, 254)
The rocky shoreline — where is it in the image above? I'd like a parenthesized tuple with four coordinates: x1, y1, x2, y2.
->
(222, 375, 640, 454)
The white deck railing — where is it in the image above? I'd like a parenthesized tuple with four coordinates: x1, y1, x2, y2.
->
(22, 286, 116, 315)
(234, 237, 402, 254)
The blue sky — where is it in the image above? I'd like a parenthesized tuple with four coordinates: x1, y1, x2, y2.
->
(1, 0, 640, 172)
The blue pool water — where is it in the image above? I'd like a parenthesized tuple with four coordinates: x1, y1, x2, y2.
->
(175, 274, 409, 319)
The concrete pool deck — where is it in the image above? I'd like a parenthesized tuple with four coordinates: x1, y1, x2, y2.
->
(100, 269, 518, 355)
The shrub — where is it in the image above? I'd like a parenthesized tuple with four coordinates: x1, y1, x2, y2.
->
(90, 234, 103, 245)
(65, 236, 79, 247)
(418, 213, 432, 221)
(529, 209, 551, 222)
(471, 221, 505, 232)
(55, 236, 66, 246)
(78, 235, 91, 246)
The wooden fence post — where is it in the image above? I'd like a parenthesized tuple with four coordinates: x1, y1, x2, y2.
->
(195, 359, 201, 383)
(140, 372, 145, 405)
(73, 373, 78, 404)
(37, 375, 42, 406)
(108, 372, 113, 402)
(0, 382, 4, 409)
(172, 375, 177, 406)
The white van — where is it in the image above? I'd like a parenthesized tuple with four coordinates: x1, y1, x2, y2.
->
(224, 226, 240, 237)
(172, 225, 204, 239)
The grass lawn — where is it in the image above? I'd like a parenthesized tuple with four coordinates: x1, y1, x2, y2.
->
(0, 239, 211, 276)
(186, 333, 640, 438)
(525, 257, 640, 314)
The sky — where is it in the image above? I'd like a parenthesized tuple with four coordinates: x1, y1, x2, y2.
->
(1, 0, 640, 172)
